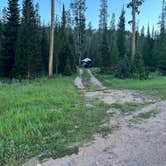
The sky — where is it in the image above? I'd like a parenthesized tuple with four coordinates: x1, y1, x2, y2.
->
(0, 0, 162, 32)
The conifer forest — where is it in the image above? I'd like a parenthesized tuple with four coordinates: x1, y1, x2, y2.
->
(0, 0, 166, 166)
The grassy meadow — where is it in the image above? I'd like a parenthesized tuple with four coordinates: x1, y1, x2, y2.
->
(0, 77, 109, 165)
(92, 68, 166, 99)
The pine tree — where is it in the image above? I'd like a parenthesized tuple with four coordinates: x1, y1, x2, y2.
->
(108, 13, 116, 48)
(100, 29, 110, 73)
(155, 0, 166, 74)
(41, 26, 49, 74)
(58, 5, 76, 75)
(115, 54, 131, 78)
(137, 26, 145, 53)
(142, 25, 154, 71)
(110, 13, 116, 31)
(68, 31, 77, 73)
(85, 22, 93, 58)
(0, 0, 19, 77)
(66, 10, 77, 73)
(108, 13, 119, 70)
(131, 52, 146, 79)
(99, 0, 110, 73)
(127, 0, 144, 62)
(33, 4, 43, 76)
(0, 15, 2, 60)
(110, 42, 119, 70)
(71, 0, 86, 65)
(58, 5, 67, 74)
(117, 6, 126, 58)
(14, 0, 42, 78)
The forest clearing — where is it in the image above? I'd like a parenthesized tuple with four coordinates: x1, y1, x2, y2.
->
(0, 68, 165, 165)
(1, 0, 166, 165)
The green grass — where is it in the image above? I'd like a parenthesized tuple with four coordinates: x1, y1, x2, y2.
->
(91, 68, 166, 90)
(97, 125, 119, 137)
(111, 103, 146, 115)
(92, 68, 166, 99)
(0, 77, 109, 165)
(130, 109, 160, 124)
(136, 109, 160, 119)
(82, 68, 101, 91)
(97, 74, 166, 90)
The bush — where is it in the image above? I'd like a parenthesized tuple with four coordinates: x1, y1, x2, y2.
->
(130, 53, 148, 80)
(64, 58, 73, 76)
(115, 54, 131, 79)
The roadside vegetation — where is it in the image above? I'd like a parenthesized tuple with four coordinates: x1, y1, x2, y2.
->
(92, 68, 166, 99)
(82, 68, 101, 91)
(0, 77, 109, 165)
(93, 69, 166, 90)
(110, 103, 147, 115)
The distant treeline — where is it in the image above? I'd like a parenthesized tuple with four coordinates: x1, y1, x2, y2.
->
(0, 0, 166, 79)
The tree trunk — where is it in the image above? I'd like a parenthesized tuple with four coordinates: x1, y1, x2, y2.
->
(49, 0, 55, 78)
(131, 0, 136, 63)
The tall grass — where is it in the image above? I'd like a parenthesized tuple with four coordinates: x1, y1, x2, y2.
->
(95, 74, 166, 90)
(0, 77, 108, 165)
(92, 68, 166, 90)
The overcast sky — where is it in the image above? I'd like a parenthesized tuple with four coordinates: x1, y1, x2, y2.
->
(0, 0, 162, 32)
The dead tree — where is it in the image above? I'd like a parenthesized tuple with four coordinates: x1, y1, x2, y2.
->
(127, 0, 144, 63)
(49, 0, 55, 78)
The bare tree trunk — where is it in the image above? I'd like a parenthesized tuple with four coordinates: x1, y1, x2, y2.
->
(131, 0, 136, 63)
(49, 0, 55, 78)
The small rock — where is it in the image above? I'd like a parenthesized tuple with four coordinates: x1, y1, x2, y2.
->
(107, 108, 118, 114)
(86, 103, 94, 108)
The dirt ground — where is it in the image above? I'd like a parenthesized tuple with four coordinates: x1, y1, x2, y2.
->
(24, 69, 166, 166)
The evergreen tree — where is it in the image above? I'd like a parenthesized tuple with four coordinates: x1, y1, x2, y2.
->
(85, 22, 93, 58)
(71, 0, 86, 65)
(127, 0, 144, 62)
(157, 34, 166, 74)
(108, 13, 119, 70)
(131, 52, 147, 79)
(110, 13, 116, 31)
(115, 54, 131, 78)
(99, 0, 110, 73)
(155, 0, 166, 74)
(110, 42, 119, 70)
(58, 5, 67, 74)
(14, 0, 42, 78)
(0, 0, 19, 77)
(0, 15, 2, 61)
(137, 26, 145, 53)
(41, 26, 49, 74)
(67, 26, 77, 73)
(142, 25, 154, 71)
(117, 6, 126, 58)
(2, 7, 8, 24)
(58, 5, 76, 75)
(100, 29, 110, 73)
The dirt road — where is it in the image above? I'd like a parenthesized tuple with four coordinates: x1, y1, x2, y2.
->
(25, 69, 166, 166)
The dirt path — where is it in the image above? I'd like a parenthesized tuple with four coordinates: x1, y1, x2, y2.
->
(39, 109, 166, 166)
(25, 69, 166, 166)
(87, 69, 105, 89)
(74, 69, 85, 89)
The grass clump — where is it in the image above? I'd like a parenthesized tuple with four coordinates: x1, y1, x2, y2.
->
(97, 74, 166, 90)
(0, 77, 109, 165)
(82, 69, 101, 91)
(130, 109, 160, 124)
(137, 109, 160, 119)
(97, 125, 119, 137)
(111, 103, 145, 115)
(92, 68, 166, 90)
